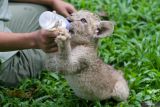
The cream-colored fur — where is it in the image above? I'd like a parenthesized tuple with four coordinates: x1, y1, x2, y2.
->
(45, 10, 129, 101)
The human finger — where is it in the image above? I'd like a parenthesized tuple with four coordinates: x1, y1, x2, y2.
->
(61, 9, 70, 17)
(46, 38, 56, 45)
(67, 5, 77, 14)
(47, 30, 60, 38)
(45, 47, 58, 53)
(46, 42, 57, 49)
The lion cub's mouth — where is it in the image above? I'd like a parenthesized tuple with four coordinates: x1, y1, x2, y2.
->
(68, 22, 75, 34)
(69, 29, 74, 34)
(67, 18, 75, 34)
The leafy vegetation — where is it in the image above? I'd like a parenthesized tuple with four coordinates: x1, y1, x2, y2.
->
(0, 0, 160, 106)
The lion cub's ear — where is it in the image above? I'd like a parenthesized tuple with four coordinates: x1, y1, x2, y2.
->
(95, 21, 114, 38)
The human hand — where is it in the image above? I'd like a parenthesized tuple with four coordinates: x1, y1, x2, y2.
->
(52, 0, 76, 17)
(33, 29, 59, 53)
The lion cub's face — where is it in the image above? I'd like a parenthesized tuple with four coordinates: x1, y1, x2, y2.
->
(68, 10, 114, 44)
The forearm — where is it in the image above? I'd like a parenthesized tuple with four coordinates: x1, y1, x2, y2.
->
(10, 0, 62, 7)
(10, 0, 76, 17)
(0, 32, 37, 51)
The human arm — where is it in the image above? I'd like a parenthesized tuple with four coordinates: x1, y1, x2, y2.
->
(11, 0, 76, 17)
(0, 29, 59, 53)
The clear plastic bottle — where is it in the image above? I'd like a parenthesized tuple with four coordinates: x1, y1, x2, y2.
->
(39, 11, 70, 30)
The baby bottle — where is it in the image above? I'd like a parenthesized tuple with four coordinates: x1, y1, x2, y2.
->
(39, 11, 70, 30)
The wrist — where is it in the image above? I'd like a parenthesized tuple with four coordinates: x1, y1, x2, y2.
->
(52, 0, 64, 2)
(26, 31, 39, 49)
(52, 0, 63, 6)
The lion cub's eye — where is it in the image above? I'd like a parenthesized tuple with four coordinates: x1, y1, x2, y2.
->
(80, 18, 87, 23)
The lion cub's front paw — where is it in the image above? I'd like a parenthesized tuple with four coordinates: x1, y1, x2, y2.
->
(55, 28, 71, 43)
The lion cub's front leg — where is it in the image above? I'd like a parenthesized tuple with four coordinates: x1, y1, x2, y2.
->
(45, 28, 71, 73)
(49, 28, 72, 74)
(55, 28, 71, 59)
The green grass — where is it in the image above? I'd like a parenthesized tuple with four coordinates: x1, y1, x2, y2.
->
(0, 0, 160, 106)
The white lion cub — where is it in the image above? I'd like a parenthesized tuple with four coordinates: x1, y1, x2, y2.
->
(45, 10, 129, 101)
